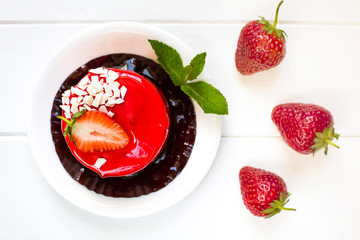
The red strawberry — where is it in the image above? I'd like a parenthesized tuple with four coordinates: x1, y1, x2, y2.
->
(271, 103, 340, 155)
(58, 110, 130, 153)
(235, 1, 286, 75)
(239, 166, 295, 218)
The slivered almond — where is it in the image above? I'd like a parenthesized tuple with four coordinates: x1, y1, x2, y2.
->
(89, 67, 105, 74)
(83, 95, 94, 105)
(72, 87, 87, 96)
(60, 105, 71, 115)
(99, 105, 108, 114)
(94, 158, 107, 168)
(107, 111, 114, 117)
(108, 70, 119, 82)
(92, 93, 103, 108)
(113, 88, 120, 98)
(120, 86, 127, 99)
(71, 102, 79, 114)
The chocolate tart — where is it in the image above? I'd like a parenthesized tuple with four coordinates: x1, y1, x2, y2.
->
(50, 53, 196, 198)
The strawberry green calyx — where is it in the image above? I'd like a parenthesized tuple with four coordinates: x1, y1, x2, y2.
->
(257, 0, 287, 39)
(262, 192, 296, 219)
(56, 109, 87, 144)
(310, 123, 340, 155)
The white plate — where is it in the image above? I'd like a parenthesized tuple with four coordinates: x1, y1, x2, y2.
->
(28, 22, 222, 218)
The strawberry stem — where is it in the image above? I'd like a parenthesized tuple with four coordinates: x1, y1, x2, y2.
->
(56, 109, 87, 144)
(56, 115, 71, 125)
(278, 205, 296, 211)
(262, 192, 295, 219)
(310, 123, 340, 155)
(273, 0, 284, 28)
(325, 139, 340, 149)
(257, 1, 287, 39)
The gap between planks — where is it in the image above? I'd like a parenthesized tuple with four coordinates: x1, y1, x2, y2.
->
(0, 134, 359, 141)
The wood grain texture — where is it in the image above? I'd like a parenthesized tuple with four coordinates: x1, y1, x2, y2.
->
(1, 0, 360, 239)
(1, 138, 359, 239)
(0, 24, 359, 137)
(1, 0, 360, 24)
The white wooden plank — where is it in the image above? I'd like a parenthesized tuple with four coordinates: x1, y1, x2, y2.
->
(0, 24, 359, 137)
(162, 24, 360, 137)
(205, 137, 360, 239)
(1, 137, 359, 239)
(199, 24, 360, 137)
(0, 25, 89, 134)
(1, 0, 360, 23)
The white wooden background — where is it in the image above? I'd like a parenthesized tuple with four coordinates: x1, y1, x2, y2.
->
(2, 0, 360, 239)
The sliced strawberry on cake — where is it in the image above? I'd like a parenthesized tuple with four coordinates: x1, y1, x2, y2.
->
(58, 110, 130, 153)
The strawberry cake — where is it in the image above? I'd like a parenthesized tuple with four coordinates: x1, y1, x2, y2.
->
(51, 53, 196, 197)
(58, 67, 171, 177)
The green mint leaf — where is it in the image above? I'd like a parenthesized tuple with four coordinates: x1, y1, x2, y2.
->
(148, 40, 228, 115)
(148, 39, 186, 86)
(185, 52, 206, 81)
(181, 81, 228, 115)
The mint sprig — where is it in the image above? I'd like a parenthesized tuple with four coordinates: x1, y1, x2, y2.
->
(148, 39, 228, 115)
(181, 82, 228, 114)
(185, 52, 206, 81)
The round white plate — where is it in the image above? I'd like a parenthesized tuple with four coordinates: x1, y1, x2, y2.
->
(28, 22, 222, 218)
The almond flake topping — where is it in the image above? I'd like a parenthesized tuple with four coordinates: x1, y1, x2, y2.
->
(108, 70, 119, 82)
(60, 105, 70, 115)
(120, 86, 127, 99)
(94, 158, 107, 169)
(113, 88, 120, 98)
(63, 89, 71, 97)
(107, 111, 114, 118)
(92, 93, 103, 108)
(83, 95, 94, 105)
(72, 87, 87, 96)
(99, 105, 108, 114)
(60, 68, 128, 119)
(62, 96, 70, 105)
(89, 67, 106, 74)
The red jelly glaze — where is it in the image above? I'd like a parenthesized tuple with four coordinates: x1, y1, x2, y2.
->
(61, 69, 170, 177)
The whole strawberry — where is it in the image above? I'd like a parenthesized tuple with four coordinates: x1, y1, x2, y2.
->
(239, 166, 295, 218)
(235, 1, 286, 75)
(271, 103, 340, 155)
